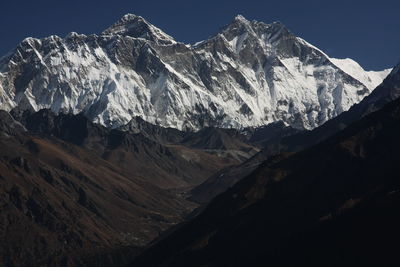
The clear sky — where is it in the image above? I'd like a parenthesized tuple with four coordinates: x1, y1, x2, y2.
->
(1, 0, 399, 70)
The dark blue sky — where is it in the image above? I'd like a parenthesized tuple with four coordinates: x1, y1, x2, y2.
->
(1, 0, 399, 70)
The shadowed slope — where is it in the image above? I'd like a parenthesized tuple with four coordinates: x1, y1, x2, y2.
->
(132, 93, 400, 266)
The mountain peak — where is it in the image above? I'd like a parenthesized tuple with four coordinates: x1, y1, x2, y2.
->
(222, 16, 291, 39)
(219, 14, 253, 39)
(234, 14, 249, 23)
(120, 13, 143, 22)
(102, 13, 175, 45)
(229, 14, 252, 28)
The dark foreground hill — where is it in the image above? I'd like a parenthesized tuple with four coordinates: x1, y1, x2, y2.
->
(132, 94, 400, 266)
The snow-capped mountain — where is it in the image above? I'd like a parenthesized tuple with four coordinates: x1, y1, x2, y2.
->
(0, 14, 392, 130)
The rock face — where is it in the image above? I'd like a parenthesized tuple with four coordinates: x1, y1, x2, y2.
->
(0, 14, 391, 130)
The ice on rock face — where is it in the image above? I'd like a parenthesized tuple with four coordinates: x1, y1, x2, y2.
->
(0, 14, 392, 131)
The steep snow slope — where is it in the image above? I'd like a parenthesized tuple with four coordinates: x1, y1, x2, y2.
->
(0, 14, 392, 130)
(330, 58, 391, 90)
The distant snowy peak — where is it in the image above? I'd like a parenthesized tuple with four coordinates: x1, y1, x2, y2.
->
(102, 13, 176, 45)
(217, 16, 391, 90)
(207, 17, 326, 68)
(211, 15, 293, 49)
(233, 14, 248, 22)
(330, 58, 392, 90)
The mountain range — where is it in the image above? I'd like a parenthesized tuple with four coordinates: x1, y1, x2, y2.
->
(0, 14, 391, 131)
